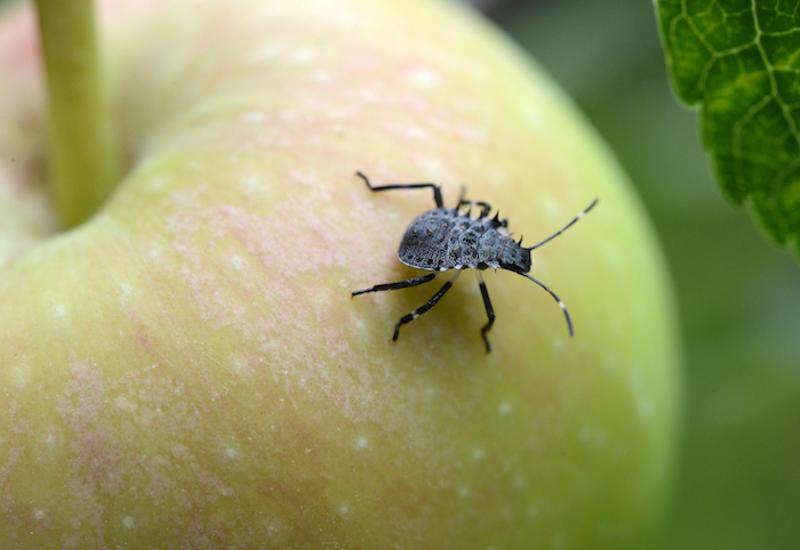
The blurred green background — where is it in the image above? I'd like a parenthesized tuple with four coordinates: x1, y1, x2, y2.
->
(4, 0, 797, 546)
(477, 0, 800, 548)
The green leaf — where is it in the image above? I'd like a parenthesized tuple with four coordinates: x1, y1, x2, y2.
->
(656, 0, 800, 257)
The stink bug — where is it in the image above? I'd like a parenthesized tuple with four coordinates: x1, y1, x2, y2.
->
(352, 171, 598, 353)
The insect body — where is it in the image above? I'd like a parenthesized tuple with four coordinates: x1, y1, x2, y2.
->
(352, 171, 598, 353)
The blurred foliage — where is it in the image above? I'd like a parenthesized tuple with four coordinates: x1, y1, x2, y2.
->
(658, 0, 800, 258)
(487, 1, 800, 548)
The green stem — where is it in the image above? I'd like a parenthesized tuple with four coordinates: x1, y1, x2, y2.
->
(34, 0, 119, 228)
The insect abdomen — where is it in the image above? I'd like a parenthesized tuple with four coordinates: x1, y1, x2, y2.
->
(398, 209, 507, 270)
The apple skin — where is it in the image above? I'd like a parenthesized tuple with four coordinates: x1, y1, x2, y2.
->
(0, 0, 680, 548)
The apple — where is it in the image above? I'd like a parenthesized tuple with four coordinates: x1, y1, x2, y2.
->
(0, 0, 680, 547)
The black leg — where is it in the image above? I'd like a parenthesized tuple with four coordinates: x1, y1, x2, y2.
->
(352, 273, 436, 297)
(519, 272, 574, 337)
(393, 272, 461, 341)
(455, 185, 492, 217)
(477, 272, 495, 353)
(458, 198, 492, 218)
(356, 171, 444, 208)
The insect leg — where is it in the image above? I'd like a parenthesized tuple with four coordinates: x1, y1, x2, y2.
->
(456, 188, 492, 218)
(519, 273, 574, 337)
(352, 273, 436, 297)
(476, 271, 495, 353)
(356, 171, 444, 208)
(393, 271, 461, 342)
(458, 199, 493, 218)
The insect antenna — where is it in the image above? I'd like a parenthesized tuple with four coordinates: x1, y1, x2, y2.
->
(518, 272, 573, 337)
(526, 198, 599, 251)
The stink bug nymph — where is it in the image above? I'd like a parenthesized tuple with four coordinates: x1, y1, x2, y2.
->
(351, 171, 598, 353)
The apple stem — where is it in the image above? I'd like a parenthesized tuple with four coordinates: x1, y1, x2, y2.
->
(34, 0, 119, 228)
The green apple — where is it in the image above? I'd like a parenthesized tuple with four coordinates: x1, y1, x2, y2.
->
(0, 0, 680, 547)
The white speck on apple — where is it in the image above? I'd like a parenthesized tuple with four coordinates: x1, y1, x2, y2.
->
(42, 432, 57, 448)
(171, 444, 189, 457)
(147, 247, 161, 261)
(552, 338, 565, 352)
(636, 397, 655, 421)
(498, 401, 512, 417)
(513, 474, 527, 490)
(51, 304, 66, 319)
(406, 65, 441, 88)
(225, 447, 239, 460)
(240, 175, 262, 196)
(603, 244, 621, 267)
(311, 69, 333, 86)
(384, 121, 430, 142)
(113, 395, 137, 411)
(602, 353, 620, 377)
(458, 486, 470, 498)
(34, 509, 45, 521)
(231, 359, 250, 377)
(11, 363, 29, 389)
(148, 176, 166, 192)
(455, 124, 488, 143)
(287, 46, 318, 65)
(628, 370, 655, 422)
(471, 448, 486, 462)
(254, 42, 284, 60)
(266, 519, 284, 539)
(331, 12, 360, 29)
(578, 425, 608, 448)
(119, 283, 132, 295)
(541, 196, 563, 221)
(289, 169, 318, 187)
(326, 106, 359, 121)
(353, 435, 368, 451)
(524, 104, 544, 128)
(122, 516, 135, 529)
(337, 505, 350, 517)
(411, 153, 450, 178)
(358, 89, 381, 103)
(230, 255, 246, 271)
(241, 111, 267, 124)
